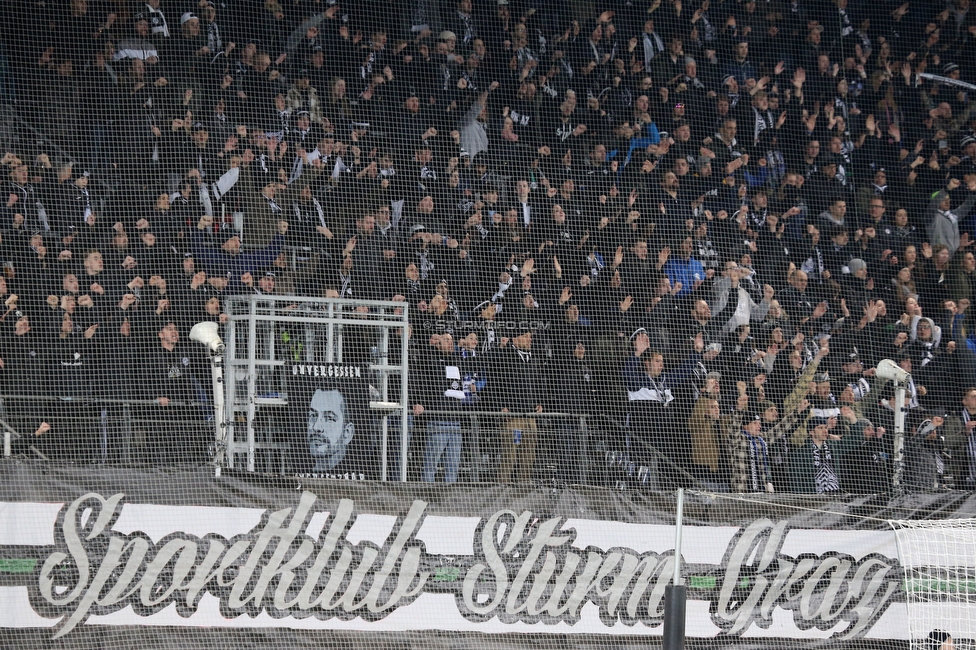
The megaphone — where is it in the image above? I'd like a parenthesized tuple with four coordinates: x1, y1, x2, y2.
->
(190, 321, 225, 355)
(876, 358, 910, 384)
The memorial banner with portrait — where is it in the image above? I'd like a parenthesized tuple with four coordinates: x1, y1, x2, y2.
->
(286, 362, 373, 479)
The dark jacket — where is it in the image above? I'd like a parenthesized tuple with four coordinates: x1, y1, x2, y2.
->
(906, 419, 952, 491)
(414, 348, 486, 415)
(140, 343, 205, 414)
(491, 343, 546, 413)
(790, 421, 861, 494)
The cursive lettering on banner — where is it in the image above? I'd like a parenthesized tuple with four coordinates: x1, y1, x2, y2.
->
(29, 493, 901, 640)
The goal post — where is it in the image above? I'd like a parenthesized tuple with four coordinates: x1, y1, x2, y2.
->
(889, 518, 976, 649)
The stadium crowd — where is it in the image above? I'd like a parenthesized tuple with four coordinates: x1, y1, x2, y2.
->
(1, 0, 976, 493)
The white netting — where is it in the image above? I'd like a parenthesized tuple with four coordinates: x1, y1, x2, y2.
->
(890, 518, 976, 650)
(0, 0, 976, 645)
(1, 0, 976, 492)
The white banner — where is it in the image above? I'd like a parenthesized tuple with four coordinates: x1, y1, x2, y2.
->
(0, 490, 927, 642)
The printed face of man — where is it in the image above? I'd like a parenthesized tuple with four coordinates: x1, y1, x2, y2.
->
(307, 389, 354, 471)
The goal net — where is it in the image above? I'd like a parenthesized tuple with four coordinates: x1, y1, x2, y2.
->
(890, 518, 976, 650)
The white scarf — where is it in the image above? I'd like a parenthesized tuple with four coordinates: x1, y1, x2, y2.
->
(939, 209, 959, 225)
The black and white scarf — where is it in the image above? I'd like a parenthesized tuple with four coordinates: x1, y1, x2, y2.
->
(11, 182, 49, 231)
(362, 46, 385, 82)
(751, 106, 775, 146)
(207, 21, 222, 54)
(75, 186, 93, 223)
(643, 32, 664, 68)
(264, 194, 282, 216)
(411, 0, 430, 29)
(456, 10, 475, 45)
(339, 270, 353, 297)
(802, 245, 825, 278)
(684, 74, 707, 91)
(748, 433, 769, 492)
(405, 277, 421, 295)
(963, 409, 976, 486)
(416, 249, 434, 279)
(276, 110, 290, 138)
(749, 206, 768, 230)
(812, 441, 840, 493)
(699, 13, 718, 42)
(293, 198, 325, 259)
(146, 4, 170, 37)
(847, 377, 871, 401)
(557, 57, 574, 79)
(460, 68, 480, 91)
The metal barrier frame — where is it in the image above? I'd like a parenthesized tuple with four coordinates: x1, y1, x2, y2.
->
(222, 295, 410, 479)
(0, 395, 210, 463)
(0, 396, 705, 490)
(413, 410, 593, 484)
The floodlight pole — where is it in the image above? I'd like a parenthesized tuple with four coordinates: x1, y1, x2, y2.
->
(664, 488, 686, 650)
(891, 384, 907, 493)
(211, 350, 227, 469)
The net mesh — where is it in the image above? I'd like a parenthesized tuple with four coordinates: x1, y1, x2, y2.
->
(891, 518, 976, 650)
(0, 0, 975, 646)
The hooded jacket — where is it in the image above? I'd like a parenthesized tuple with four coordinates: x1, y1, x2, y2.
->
(926, 189, 976, 255)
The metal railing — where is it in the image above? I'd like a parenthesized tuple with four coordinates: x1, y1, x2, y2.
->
(0, 395, 211, 464)
(222, 295, 410, 478)
(0, 396, 705, 490)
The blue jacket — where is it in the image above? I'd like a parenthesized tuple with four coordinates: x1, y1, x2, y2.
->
(663, 256, 705, 297)
(191, 231, 286, 291)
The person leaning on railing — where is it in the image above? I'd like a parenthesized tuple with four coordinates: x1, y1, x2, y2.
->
(139, 320, 209, 465)
(492, 326, 546, 484)
(412, 332, 468, 484)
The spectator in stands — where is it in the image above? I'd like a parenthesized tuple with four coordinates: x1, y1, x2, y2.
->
(792, 407, 863, 494)
(906, 414, 954, 491)
(710, 262, 775, 335)
(624, 328, 705, 485)
(927, 178, 976, 255)
(549, 334, 596, 485)
(687, 397, 726, 490)
(663, 237, 706, 298)
(141, 321, 207, 464)
(412, 332, 467, 483)
(841, 418, 890, 494)
(724, 393, 808, 493)
(945, 387, 976, 489)
(191, 215, 288, 286)
(493, 327, 545, 484)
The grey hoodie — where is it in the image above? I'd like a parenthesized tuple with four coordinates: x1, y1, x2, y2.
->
(926, 189, 976, 255)
(459, 100, 488, 159)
